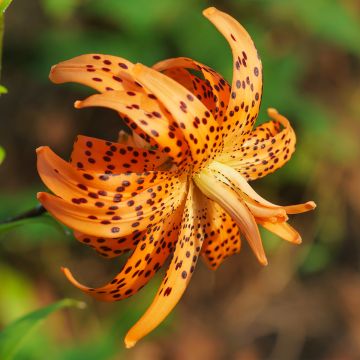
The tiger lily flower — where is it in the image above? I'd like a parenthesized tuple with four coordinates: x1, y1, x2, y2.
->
(37, 7, 316, 347)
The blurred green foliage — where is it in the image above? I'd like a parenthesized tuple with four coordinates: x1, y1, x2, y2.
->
(0, 299, 85, 360)
(0, 0, 14, 93)
(0, 0, 359, 358)
(0, 0, 14, 13)
(0, 146, 4, 164)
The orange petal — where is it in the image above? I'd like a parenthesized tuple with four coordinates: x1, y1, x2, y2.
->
(222, 109, 297, 181)
(130, 63, 223, 172)
(209, 161, 315, 217)
(201, 198, 241, 270)
(203, 7, 262, 144)
(37, 146, 181, 201)
(154, 57, 230, 121)
(62, 204, 184, 301)
(49, 54, 139, 93)
(38, 181, 185, 238)
(71, 135, 168, 173)
(194, 168, 267, 266)
(73, 230, 143, 258)
(258, 220, 302, 244)
(124, 182, 205, 348)
(117, 130, 150, 149)
(161, 67, 219, 117)
(243, 119, 282, 142)
(75, 90, 189, 167)
(37, 147, 187, 238)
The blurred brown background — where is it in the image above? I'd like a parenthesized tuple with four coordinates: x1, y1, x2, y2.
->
(0, 0, 360, 359)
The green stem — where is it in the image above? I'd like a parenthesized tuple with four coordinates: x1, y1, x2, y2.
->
(0, 205, 47, 224)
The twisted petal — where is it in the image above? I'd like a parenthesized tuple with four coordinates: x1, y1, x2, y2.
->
(75, 90, 189, 167)
(258, 220, 302, 244)
(124, 182, 205, 348)
(154, 57, 230, 121)
(71, 135, 168, 173)
(221, 109, 298, 181)
(203, 7, 262, 144)
(49, 54, 138, 93)
(209, 161, 316, 218)
(201, 198, 241, 270)
(62, 204, 184, 301)
(73, 230, 143, 258)
(159, 67, 219, 115)
(37, 147, 187, 238)
(130, 63, 223, 172)
(194, 168, 267, 266)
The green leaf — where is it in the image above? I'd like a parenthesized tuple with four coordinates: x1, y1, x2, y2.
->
(0, 146, 5, 164)
(0, 213, 67, 236)
(0, 0, 13, 13)
(0, 84, 7, 94)
(0, 299, 86, 360)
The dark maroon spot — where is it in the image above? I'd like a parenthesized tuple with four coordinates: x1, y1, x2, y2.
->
(119, 62, 128, 69)
(113, 75, 122, 82)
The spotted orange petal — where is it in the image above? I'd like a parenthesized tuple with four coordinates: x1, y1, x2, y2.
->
(201, 198, 241, 270)
(194, 167, 267, 266)
(37, 147, 187, 238)
(124, 182, 205, 348)
(38, 146, 180, 200)
(70, 135, 168, 173)
(160, 67, 219, 116)
(75, 90, 189, 167)
(222, 109, 297, 181)
(130, 63, 223, 172)
(203, 7, 262, 145)
(62, 204, 184, 301)
(154, 57, 230, 121)
(117, 130, 150, 149)
(49, 54, 138, 93)
(73, 230, 143, 258)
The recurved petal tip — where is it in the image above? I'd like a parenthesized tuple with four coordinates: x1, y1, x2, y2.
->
(306, 201, 317, 210)
(49, 65, 57, 79)
(203, 7, 217, 17)
(61, 267, 89, 291)
(60, 266, 67, 274)
(260, 256, 268, 266)
(36, 146, 47, 155)
(267, 107, 279, 117)
(49, 64, 63, 84)
(124, 337, 137, 349)
(294, 235, 302, 245)
(37, 192, 46, 201)
(74, 100, 82, 109)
